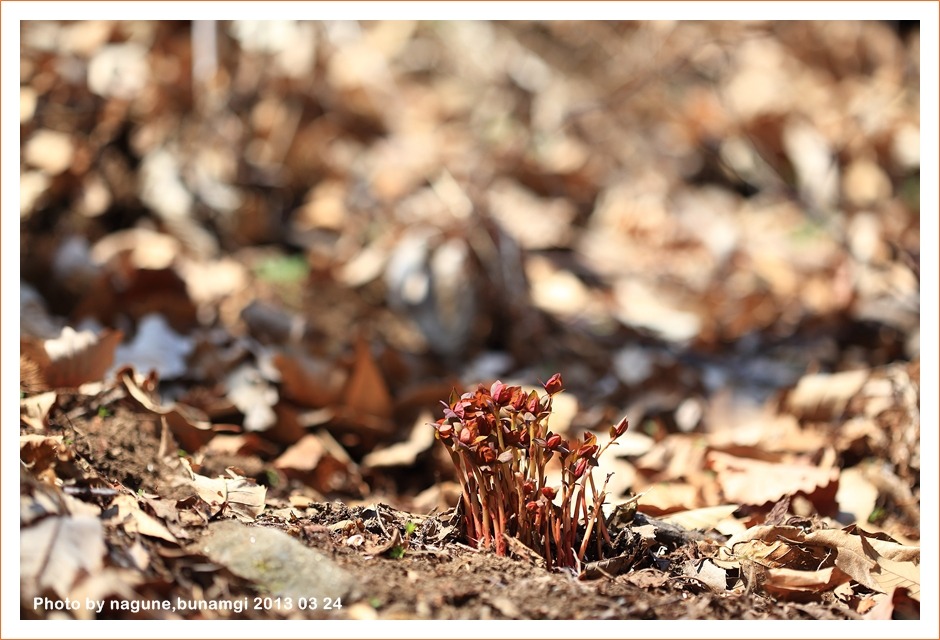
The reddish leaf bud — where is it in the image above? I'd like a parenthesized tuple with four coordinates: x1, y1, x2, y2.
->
(437, 422, 454, 439)
(610, 416, 629, 438)
(490, 380, 513, 405)
(577, 443, 599, 459)
(542, 372, 563, 395)
(522, 480, 535, 496)
(525, 500, 539, 512)
(479, 446, 497, 465)
(509, 388, 526, 411)
(545, 433, 562, 450)
(573, 457, 589, 479)
(540, 486, 556, 500)
(525, 390, 540, 414)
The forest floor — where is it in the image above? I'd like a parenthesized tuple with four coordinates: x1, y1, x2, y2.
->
(17, 19, 923, 624)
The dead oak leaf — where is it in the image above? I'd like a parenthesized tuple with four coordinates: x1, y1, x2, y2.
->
(343, 335, 393, 419)
(705, 450, 839, 511)
(21, 326, 122, 390)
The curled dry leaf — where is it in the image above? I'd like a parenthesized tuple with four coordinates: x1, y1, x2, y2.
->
(361, 411, 436, 469)
(107, 494, 177, 543)
(20, 434, 67, 478)
(661, 505, 744, 536)
(118, 367, 219, 453)
(717, 525, 833, 571)
(20, 391, 58, 430)
(705, 450, 839, 513)
(21, 326, 122, 390)
(762, 565, 850, 601)
(343, 335, 393, 419)
(717, 523, 921, 601)
(274, 431, 366, 496)
(181, 460, 266, 523)
(783, 369, 869, 420)
(861, 536, 920, 600)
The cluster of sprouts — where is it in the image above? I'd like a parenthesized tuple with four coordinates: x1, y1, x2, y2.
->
(433, 373, 629, 569)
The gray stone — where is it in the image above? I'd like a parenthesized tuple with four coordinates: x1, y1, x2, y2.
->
(199, 520, 356, 602)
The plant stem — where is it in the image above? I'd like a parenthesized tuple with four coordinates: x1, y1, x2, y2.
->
(458, 452, 483, 544)
(493, 480, 508, 556)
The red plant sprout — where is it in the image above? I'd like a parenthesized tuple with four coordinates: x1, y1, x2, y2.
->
(431, 373, 630, 570)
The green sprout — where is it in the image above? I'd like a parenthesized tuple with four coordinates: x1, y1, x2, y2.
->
(264, 469, 280, 487)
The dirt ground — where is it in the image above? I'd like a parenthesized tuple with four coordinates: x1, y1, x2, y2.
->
(23, 402, 861, 621)
(16, 18, 924, 627)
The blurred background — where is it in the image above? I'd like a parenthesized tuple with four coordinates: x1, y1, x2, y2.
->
(19, 20, 920, 529)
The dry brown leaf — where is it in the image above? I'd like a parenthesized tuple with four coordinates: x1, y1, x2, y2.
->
(272, 351, 347, 408)
(21, 515, 107, 599)
(20, 434, 66, 477)
(784, 369, 868, 419)
(635, 482, 702, 516)
(802, 527, 920, 564)
(21, 469, 102, 524)
(860, 535, 920, 599)
(623, 568, 671, 589)
(177, 256, 249, 308)
(361, 410, 436, 469)
(487, 178, 576, 250)
(107, 494, 177, 543)
(201, 433, 278, 458)
(343, 335, 393, 419)
(274, 431, 365, 495)
(720, 523, 921, 598)
(706, 450, 839, 511)
(633, 433, 708, 481)
(762, 565, 851, 601)
(90, 223, 180, 272)
(267, 401, 317, 444)
(182, 461, 267, 523)
(118, 367, 218, 452)
(20, 391, 58, 430)
(863, 586, 920, 620)
(684, 559, 728, 592)
(661, 505, 744, 536)
(612, 278, 702, 343)
(717, 525, 824, 570)
(21, 326, 123, 390)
